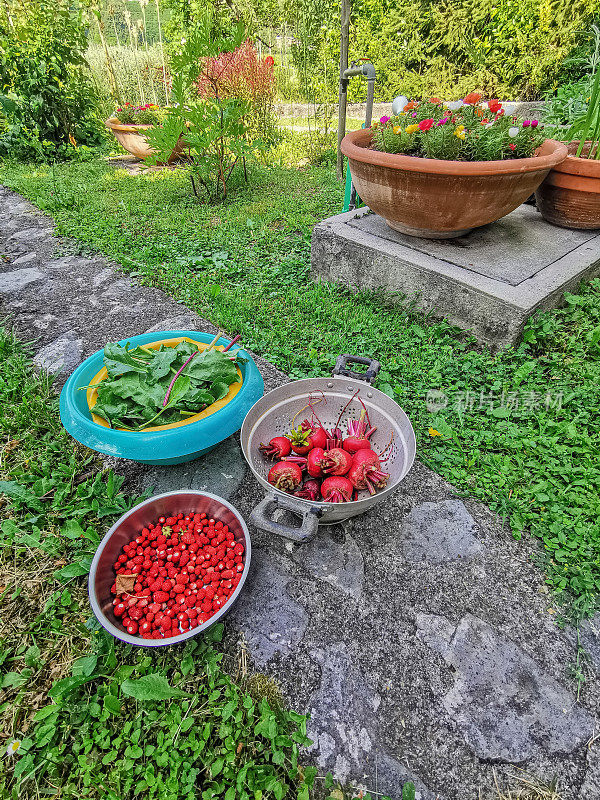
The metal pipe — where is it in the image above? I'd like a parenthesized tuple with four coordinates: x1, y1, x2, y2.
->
(336, 0, 351, 180)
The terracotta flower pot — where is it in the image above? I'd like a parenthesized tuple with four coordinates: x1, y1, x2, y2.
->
(341, 129, 568, 238)
(105, 117, 184, 164)
(535, 141, 600, 230)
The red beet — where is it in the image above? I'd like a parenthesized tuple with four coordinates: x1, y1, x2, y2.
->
(268, 461, 303, 492)
(294, 479, 322, 501)
(321, 476, 353, 503)
(318, 447, 353, 476)
(289, 426, 313, 456)
(347, 449, 389, 495)
(307, 447, 325, 478)
(301, 420, 329, 450)
(259, 436, 292, 460)
(343, 410, 375, 454)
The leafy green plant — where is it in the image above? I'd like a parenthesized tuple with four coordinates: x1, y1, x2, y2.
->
(566, 57, 600, 158)
(87, 338, 242, 430)
(0, 0, 102, 159)
(145, 15, 264, 200)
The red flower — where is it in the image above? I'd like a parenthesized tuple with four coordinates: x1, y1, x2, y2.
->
(265, 55, 274, 67)
(418, 118, 435, 131)
(488, 99, 502, 114)
(509, 143, 516, 151)
(463, 92, 482, 105)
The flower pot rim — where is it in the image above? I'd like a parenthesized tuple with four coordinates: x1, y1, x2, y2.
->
(550, 140, 600, 178)
(105, 116, 155, 134)
(341, 128, 568, 176)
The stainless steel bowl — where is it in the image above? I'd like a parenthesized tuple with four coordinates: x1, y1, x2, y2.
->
(88, 491, 251, 647)
(241, 356, 416, 542)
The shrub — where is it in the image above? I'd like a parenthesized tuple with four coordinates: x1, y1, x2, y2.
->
(196, 39, 278, 144)
(0, 0, 101, 159)
(145, 16, 265, 200)
(314, 0, 594, 102)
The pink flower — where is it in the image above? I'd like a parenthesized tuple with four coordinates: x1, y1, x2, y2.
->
(411, 112, 417, 117)
(522, 120, 531, 127)
(380, 116, 390, 125)
(531, 119, 539, 128)
(437, 116, 449, 126)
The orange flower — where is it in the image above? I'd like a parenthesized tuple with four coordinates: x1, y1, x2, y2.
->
(463, 92, 482, 105)
(429, 97, 441, 104)
(404, 101, 418, 111)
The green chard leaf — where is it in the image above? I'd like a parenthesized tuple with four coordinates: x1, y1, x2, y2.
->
(103, 342, 149, 378)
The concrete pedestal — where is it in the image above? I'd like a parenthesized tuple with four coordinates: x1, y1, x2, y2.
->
(311, 205, 600, 348)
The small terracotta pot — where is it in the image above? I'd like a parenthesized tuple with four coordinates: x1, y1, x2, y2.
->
(341, 129, 568, 238)
(535, 141, 600, 230)
(105, 117, 184, 164)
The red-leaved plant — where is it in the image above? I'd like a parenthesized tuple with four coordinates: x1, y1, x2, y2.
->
(195, 40, 276, 142)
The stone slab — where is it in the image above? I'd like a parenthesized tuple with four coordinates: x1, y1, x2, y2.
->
(33, 331, 83, 375)
(0, 266, 44, 293)
(401, 499, 484, 563)
(311, 206, 600, 348)
(417, 612, 595, 762)
(350, 205, 598, 286)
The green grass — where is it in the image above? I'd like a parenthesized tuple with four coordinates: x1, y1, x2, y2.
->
(1, 158, 600, 617)
(0, 329, 322, 800)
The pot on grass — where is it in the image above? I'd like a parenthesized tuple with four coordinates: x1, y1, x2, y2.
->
(535, 141, 600, 230)
(341, 128, 568, 238)
(105, 117, 184, 164)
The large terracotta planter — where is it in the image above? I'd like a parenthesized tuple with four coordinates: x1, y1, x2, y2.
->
(535, 141, 600, 230)
(341, 129, 568, 238)
(105, 117, 184, 164)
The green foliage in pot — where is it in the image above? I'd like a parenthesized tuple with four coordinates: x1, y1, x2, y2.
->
(544, 24, 600, 129)
(0, 0, 102, 160)
(113, 103, 166, 126)
(372, 96, 546, 162)
(144, 14, 264, 200)
(564, 46, 600, 159)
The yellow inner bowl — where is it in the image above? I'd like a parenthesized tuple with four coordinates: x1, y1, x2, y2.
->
(87, 337, 243, 432)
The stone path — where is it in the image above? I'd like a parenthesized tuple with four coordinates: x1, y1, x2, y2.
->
(1, 184, 599, 800)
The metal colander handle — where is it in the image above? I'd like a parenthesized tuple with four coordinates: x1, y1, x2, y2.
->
(249, 493, 327, 543)
(332, 354, 381, 384)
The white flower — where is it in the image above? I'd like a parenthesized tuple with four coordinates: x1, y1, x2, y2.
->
(508, 127, 519, 137)
(444, 100, 464, 111)
(392, 95, 409, 115)
(5, 740, 20, 756)
(180, 37, 186, 45)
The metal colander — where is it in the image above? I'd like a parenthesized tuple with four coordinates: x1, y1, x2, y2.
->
(241, 356, 416, 541)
